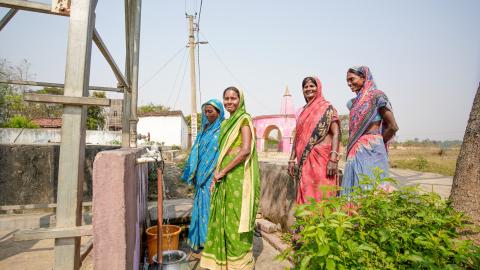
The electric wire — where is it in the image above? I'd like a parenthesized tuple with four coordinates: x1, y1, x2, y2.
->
(166, 47, 189, 107)
(196, 0, 204, 104)
(198, 31, 276, 112)
(139, 46, 186, 89)
(173, 55, 190, 109)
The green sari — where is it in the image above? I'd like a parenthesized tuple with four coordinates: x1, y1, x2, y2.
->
(200, 91, 260, 270)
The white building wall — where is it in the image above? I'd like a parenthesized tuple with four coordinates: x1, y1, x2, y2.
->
(0, 128, 121, 145)
(137, 116, 187, 148)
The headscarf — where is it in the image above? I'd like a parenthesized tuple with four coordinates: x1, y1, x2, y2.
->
(295, 76, 338, 161)
(182, 99, 225, 187)
(215, 89, 259, 233)
(347, 66, 392, 155)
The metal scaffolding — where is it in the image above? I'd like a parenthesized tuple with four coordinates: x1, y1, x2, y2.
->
(0, 0, 142, 269)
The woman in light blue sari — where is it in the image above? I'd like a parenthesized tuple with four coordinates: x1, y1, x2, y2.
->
(182, 99, 225, 252)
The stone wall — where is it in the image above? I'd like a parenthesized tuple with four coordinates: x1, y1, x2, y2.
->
(258, 161, 296, 232)
(0, 144, 120, 205)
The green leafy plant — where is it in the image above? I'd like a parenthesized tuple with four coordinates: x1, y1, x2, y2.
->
(280, 168, 480, 269)
(3, 115, 38, 128)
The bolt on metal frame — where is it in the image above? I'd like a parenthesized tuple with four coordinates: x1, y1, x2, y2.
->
(0, 0, 142, 269)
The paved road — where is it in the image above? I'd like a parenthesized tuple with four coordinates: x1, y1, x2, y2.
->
(390, 168, 453, 199)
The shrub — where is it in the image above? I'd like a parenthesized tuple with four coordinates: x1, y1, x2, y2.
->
(3, 115, 38, 128)
(416, 156, 428, 170)
(281, 168, 480, 269)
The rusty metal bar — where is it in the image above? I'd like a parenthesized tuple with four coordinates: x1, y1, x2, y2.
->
(0, 0, 67, 16)
(0, 8, 17, 31)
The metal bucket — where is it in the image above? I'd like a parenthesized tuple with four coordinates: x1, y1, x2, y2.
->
(150, 250, 188, 270)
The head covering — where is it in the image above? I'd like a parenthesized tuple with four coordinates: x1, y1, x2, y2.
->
(347, 66, 392, 155)
(182, 99, 225, 187)
(215, 89, 259, 233)
(295, 76, 338, 160)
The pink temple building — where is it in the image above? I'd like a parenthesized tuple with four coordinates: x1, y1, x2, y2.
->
(253, 87, 297, 153)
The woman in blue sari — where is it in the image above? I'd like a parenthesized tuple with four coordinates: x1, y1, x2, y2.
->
(182, 99, 225, 252)
(341, 66, 399, 195)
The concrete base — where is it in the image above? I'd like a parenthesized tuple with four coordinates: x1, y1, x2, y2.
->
(92, 147, 148, 270)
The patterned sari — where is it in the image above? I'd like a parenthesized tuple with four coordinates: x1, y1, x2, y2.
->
(182, 99, 225, 250)
(200, 91, 260, 270)
(341, 66, 393, 196)
(295, 77, 339, 204)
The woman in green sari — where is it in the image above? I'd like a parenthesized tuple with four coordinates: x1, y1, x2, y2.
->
(200, 86, 260, 270)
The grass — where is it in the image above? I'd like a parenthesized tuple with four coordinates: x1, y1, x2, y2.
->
(389, 147, 459, 176)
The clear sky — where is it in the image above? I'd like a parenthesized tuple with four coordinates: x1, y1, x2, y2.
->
(1, 0, 479, 141)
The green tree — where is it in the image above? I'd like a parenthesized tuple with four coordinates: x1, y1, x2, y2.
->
(86, 91, 106, 130)
(185, 112, 202, 129)
(138, 103, 170, 114)
(0, 59, 34, 125)
(3, 115, 38, 128)
(339, 114, 349, 146)
(34, 87, 64, 118)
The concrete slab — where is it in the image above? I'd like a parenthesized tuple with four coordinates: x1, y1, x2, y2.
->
(0, 229, 92, 270)
(148, 199, 193, 224)
(183, 235, 292, 270)
(390, 168, 453, 198)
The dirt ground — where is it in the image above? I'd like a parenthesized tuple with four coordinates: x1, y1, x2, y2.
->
(0, 230, 93, 270)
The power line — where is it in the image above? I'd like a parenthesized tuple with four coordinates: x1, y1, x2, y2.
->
(166, 48, 189, 106)
(139, 46, 186, 89)
(173, 56, 190, 109)
(197, 0, 204, 104)
(198, 31, 276, 112)
(197, 0, 203, 29)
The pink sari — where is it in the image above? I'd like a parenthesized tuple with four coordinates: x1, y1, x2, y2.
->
(295, 77, 339, 204)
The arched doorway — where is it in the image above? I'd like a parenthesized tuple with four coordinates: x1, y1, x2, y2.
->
(263, 125, 282, 152)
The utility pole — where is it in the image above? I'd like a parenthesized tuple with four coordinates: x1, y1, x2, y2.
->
(187, 15, 197, 145)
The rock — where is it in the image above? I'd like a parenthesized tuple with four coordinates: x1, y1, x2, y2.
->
(256, 218, 277, 233)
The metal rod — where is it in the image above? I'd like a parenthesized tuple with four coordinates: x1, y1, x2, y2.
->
(0, 79, 123, 92)
(0, 0, 68, 16)
(122, 0, 132, 148)
(23, 93, 111, 106)
(136, 157, 158, 164)
(92, 28, 129, 89)
(129, 0, 142, 148)
(156, 165, 163, 265)
(0, 8, 17, 31)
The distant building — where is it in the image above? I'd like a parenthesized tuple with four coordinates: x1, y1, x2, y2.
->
(137, 111, 189, 149)
(253, 86, 296, 153)
(105, 99, 122, 131)
(32, 118, 62, 128)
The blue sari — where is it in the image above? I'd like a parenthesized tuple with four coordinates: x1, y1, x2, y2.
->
(182, 99, 225, 250)
(341, 66, 392, 196)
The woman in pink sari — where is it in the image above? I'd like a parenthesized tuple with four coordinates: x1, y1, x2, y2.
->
(288, 76, 341, 204)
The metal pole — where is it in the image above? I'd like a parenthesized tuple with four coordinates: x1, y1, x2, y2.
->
(0, 8, 17, 31)
(122, 0, 132, 148)
(54, 0, 97, 269)
(187, 15, 198, 145)
(129, 0, 141, 148)
(156, 165, 163, 264)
